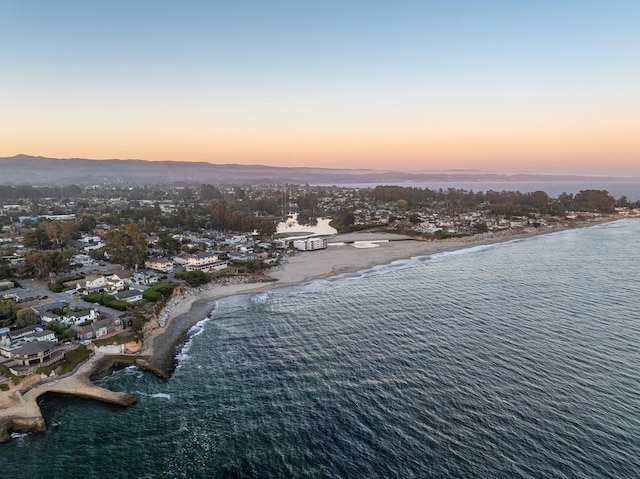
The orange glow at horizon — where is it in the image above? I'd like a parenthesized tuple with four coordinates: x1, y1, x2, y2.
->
(5, 116, 639, 174)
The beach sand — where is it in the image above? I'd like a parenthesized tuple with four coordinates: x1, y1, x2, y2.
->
(0, 217, 616, 441)
(141, 218, 614, 373)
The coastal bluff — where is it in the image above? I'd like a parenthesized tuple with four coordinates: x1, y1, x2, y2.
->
(0, 352, 138, 443)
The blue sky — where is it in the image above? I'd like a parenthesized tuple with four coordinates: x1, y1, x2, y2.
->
(2, 1, 639, 173)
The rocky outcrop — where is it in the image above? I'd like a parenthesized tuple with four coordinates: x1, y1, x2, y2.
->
(0, 352, 140, 444)
(0, 415, 46, 443)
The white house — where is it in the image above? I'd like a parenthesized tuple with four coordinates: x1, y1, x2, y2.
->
(81, 274, 108, 292)
(65, 309, 99, 326)
(72, 254, 97, 267)
(106, 271, 134, 291)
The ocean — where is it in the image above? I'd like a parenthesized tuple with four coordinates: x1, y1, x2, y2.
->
(3, 219, 640, 478)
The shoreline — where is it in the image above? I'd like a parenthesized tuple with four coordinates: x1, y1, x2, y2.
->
(140, 215, 618, 375)
(0, 215, 619, 442)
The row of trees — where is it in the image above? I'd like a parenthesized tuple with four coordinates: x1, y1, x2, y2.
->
(0, 184, 82, 200)
(22, 220, 81, 250)
(209, 201, 276, 235)
(370, 186, 618, 215)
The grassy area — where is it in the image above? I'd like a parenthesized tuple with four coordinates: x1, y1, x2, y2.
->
(0, 364, 20, 383)
(92, 331, 137, 347)
(37, 345, 91, 376)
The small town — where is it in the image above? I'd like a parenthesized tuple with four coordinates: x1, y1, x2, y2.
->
(1, 183, 637, 388)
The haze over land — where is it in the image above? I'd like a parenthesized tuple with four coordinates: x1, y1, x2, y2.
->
(1, 155, 637, 187)
(1, 1, 639, 176)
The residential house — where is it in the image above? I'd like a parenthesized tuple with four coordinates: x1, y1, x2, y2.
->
(130, 270, 160, 285)
(7, 325, 44, 343)
(8, 341, 63, 376)
(145, 257, 174, 273)
(71, 254, 97, 267)
(11, 340, 57, 366)
(34, 302, 98, 326)
(72, 316, 123, 340)
(32, 301, 68, 319)
(113, 289, 143, 303)
(106, 271, 134, 291)
(1, 288, 43, 303)
(1, 325, 58, 359)
(81, 274, 108, 292)
(65, 309, 99, 326)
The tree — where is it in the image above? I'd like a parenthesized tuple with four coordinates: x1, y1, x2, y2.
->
(16, 308, 40, 328)
(157, 234, 182, 256)
(23, 227, 52, 250)
(106, 223, 148, 269)
(25, 250, 51, 279)
(26, 250, 73, 279)
(0, 298, 19, 327)
(572, 190, 616, 213)
(199, 184, 223, 201)
(330, 210, 355, 233)
(43, 220, 78, 250)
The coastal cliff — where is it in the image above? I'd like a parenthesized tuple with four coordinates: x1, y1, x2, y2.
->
(0, 352, 139, 443)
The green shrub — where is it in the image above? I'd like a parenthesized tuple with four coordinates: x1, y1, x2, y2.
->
(152, 281, 177, 296)
(175, 270, 209, 287)
(83, 293, 102, 303)
(48, 283, 64, 293)
(143, 281, 177, 302)
(142, 289, 162, 302)
(58, 274, 85, 284)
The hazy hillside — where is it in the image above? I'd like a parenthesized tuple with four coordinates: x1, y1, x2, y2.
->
(0, 155, 631, 186)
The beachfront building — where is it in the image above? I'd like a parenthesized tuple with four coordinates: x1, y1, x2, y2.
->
(145, 257, 174, 273)
(11, 341, 57, 366)
(180, 251, 222, 272)
(71, 316, 123, 340)
(293, 238, 328, 251)
(7, 341, 66, 376)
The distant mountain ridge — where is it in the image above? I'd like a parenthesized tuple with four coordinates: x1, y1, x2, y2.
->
(0, 154, 633, 186)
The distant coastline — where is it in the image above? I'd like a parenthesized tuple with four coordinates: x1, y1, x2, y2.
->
(0, 214, 623, 442)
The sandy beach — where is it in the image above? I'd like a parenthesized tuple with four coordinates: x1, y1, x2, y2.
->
(0, 216, 616, 441)
(141, 217, 615, 373)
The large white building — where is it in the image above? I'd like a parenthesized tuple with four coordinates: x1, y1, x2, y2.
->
(177, 252, 225, 272)
(292, 238, 328, 251)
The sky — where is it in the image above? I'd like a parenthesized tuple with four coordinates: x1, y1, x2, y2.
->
(1, 1, 639, 175)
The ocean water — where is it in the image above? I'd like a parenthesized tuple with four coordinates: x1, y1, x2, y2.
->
(3, 219, 640, 478)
